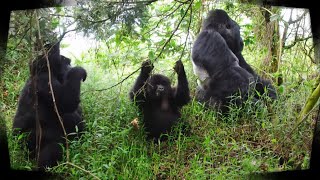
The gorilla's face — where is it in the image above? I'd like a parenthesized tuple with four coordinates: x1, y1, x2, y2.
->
(203, 9, 244, 54)
(146, 74, 172, 100)
(57, 56, 72, 83)
(217, 19, 243, 53)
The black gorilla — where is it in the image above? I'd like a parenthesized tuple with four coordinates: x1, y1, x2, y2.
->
(192, 27, 256, 113)
(12, 42, 87, 170)
(200, 9, 277, 99)
(130, 60, 190, 141)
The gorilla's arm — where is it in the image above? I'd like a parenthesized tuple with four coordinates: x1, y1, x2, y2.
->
(37, 67, 87, 114)
(235, 53, 277, 99)
(192, 30, 234, 77)
(255, 78, 277, 99)
(235, 52, 257, 76)
(173, 60, 190, 107)
(129, 60, 153, 104)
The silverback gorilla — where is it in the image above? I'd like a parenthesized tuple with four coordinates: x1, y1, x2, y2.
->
(192, 27, 256, 112)
(203, 9, 277, 99)
(12, 42, 87, 170)
(191, 9, 276, 113)
(130, 60, 190, 141)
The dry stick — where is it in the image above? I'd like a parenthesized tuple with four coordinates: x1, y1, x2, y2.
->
(107, 0, 157, 4)
(33, 73, 42, 162)
(34, 10, 70, 162)
(66, 162, 101, 180)
(82, 0, 194, 94)
(81, 67, 141, 95)
(54, 162, 101, 180)
(31, 10, 42, 162)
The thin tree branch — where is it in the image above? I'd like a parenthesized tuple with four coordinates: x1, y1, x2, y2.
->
(54, 162, 101, 180)
(81, 67, 141, 95)
(284, 36, 312, 49)
(287, 10, 308, 24)
(174, 0, 191, 4)
(31, 10, 42, 162)
(178, 1, 192, 62)
(82, 0, 194, 94)
(9, 26, 31, 51)
(142, 1, 180, 36)
(66, 162, 101, 180)
(154, 0, 194, 62)
(105, 0, 157, 4)
(35, 9, 70, 162)
(57, 27, 79, 42)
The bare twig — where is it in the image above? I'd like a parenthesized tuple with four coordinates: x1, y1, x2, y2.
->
(154, 0, 194, 62)
(105, 0, 157, 4)
(82, 0, 194, 94)
(174, 0, 191, 4)
(142, 2, 181, 36)
(66, 162, 101, 180)
(81, 67, 141, 95)
(57, 27, 79, 43)
(287, 9, 308, 24)
(284, 36, 312, 49)
(81, 6, 137, 24)
(178, 1, 192, 62)
(30, 10, 43, 163)
(10, 26, 31, 51)
(54, 162, 101, 180)
(35, 10, 70, 162)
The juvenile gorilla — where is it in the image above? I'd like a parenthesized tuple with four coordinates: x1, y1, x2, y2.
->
(12, 42, 87, 170)
(130, 60, 190, 141)
(192, 28, 256, 113)
(194, 9, 277, 100)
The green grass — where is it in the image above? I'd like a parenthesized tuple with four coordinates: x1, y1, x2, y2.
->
(1, 54, 317, 179)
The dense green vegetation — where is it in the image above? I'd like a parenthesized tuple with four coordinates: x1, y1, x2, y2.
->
(1, 0, 319, 179)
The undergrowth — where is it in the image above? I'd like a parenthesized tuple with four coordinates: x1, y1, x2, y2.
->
(1, 53, 317, 179)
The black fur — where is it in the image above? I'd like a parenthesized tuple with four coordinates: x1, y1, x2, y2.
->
(192, 29, 256, 113)
(203, 9, 277, 99)
(130, 60, 190, 141)
(12, 42, 86, 170)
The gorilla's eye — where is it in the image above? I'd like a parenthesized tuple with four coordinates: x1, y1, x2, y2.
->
(226, 24, 231, 29)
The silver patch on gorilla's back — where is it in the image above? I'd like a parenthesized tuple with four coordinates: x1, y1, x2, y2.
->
(191, 60, 209, 81)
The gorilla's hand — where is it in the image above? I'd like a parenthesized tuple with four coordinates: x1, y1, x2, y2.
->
(174, 60, 184, 75)
(141, 60, 154, 74)
(67, 67, 87, 82)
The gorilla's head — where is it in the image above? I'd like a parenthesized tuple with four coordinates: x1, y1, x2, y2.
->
(30, 42, 71, 82)
(146, 74, 173, 100)
(58, 55, 72, 83)
(202, 9, 244, 53)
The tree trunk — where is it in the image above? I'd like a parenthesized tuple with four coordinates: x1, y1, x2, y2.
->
(261, 5, 282, 85)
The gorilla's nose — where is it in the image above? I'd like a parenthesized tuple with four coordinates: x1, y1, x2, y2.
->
(157, 85, 164, 92)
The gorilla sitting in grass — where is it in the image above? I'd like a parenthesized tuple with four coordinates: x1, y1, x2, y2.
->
(192, 26, 256, 113)
(191, 9, 277, 111)
(130, 60, 190, 141)
(12, 42, 86, 170)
